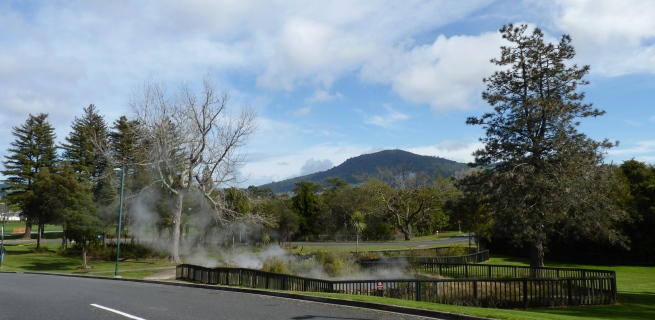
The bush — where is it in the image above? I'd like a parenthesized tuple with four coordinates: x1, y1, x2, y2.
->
(262, 257, 289, 274)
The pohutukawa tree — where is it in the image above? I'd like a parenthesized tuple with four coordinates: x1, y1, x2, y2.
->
(130, 75, 257, 262)
(464, 24, 629, 267)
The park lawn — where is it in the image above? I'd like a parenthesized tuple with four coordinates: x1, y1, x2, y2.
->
(291, 244, 440, 254)
(408, 231, 461, 241)
(2, 222, 64, 240)
(0, 243, 175, 278)
(2, 222, 62, 232)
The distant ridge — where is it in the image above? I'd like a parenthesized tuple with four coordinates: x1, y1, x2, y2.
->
(258, 149, 468, 193)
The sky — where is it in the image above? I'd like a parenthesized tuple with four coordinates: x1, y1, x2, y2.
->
(0, 0, 654, 187)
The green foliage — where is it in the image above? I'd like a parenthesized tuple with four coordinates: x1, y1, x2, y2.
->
(2, 113, 58, 228)
(314, 251, 345, 277)
(619, 160, 655, 254)
(362, 168, 457, 240)
(292, 181, 325, 236)
(224, 187, 251, 213)
(362, 214, 394, 240)
(462, 24, 629, 267)
(62, 242, 165, 261)
(60, 104, 109, 191)
(261, 256, 289, 274)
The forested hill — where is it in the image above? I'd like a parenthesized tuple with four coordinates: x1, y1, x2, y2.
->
(258, 149, 469, 193)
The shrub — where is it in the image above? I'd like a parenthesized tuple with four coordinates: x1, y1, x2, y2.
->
(262, 257, 289, 274)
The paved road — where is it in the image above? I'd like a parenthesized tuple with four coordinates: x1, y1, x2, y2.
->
(0, 273, 439, 319)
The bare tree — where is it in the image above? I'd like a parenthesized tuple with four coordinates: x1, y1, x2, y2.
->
(129, 75, 257, 262)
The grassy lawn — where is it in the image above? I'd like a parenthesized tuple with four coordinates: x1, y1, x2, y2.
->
(290, 232, 466, 254)
(0, 243, 175, 278)
(2, 222, 63, 240)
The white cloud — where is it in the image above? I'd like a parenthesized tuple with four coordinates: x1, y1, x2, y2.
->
(407, 140, 483, 164)
(391, 33, 503, 112)
(363, 106, 409, 128)
(609, 140, 655, 157)
(293, 107, 311, 117)
(623, 119, 643, 127)
(307, 89, 344, 103)
(552, 0, 655, 75)
(300, 158, 334, 176)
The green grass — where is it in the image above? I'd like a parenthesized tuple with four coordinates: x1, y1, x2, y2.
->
(409, 231, 461, 241)
(0, 243, 175, 278)
(1, 222, 64, 240)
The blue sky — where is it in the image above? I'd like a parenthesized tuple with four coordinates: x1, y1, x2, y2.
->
(0, 0, 654, 187)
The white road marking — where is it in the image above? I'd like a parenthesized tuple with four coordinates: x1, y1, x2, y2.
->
(91, 304, 146, 320)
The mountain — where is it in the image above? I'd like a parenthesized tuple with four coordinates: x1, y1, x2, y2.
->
(257, 149, 469, 193)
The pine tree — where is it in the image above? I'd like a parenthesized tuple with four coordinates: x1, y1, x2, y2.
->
(464, 24, 629, 267)
(57, 164, 101, 268)
(23, 167, 64, 249)
(60, 104, 109, 195)
(2, 113, 58, 239)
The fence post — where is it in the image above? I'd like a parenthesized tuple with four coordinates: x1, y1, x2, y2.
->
(611, 273, 617, 303)
(523, 280, 528, 308)
(415, 281, 421, 301)
(283, 275, 287, 291)
(473, 280, 478, 305)
(567, 279, 573, 306)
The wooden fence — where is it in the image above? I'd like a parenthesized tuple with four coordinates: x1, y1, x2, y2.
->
(176, 263, 616, 308)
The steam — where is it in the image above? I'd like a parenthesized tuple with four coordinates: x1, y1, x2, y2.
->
(120, 186, 417, 280)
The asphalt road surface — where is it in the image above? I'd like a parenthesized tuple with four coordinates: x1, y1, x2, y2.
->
(0, 273, 439, 320)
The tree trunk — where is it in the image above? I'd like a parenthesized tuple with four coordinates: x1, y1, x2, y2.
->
(82, 241, 88, 268)
(169, 193, 183, 263)
(402, 222, 412, 240)
(36, 224, 42, 250)
(23, 222, 32, 240)
(356, 233, 359, 254)
(530, 239, 545, 268)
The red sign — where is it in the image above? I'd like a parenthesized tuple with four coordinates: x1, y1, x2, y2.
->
(376, 282, 384, 290)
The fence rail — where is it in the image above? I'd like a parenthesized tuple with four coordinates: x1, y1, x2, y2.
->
(176, 263, 616, 308)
